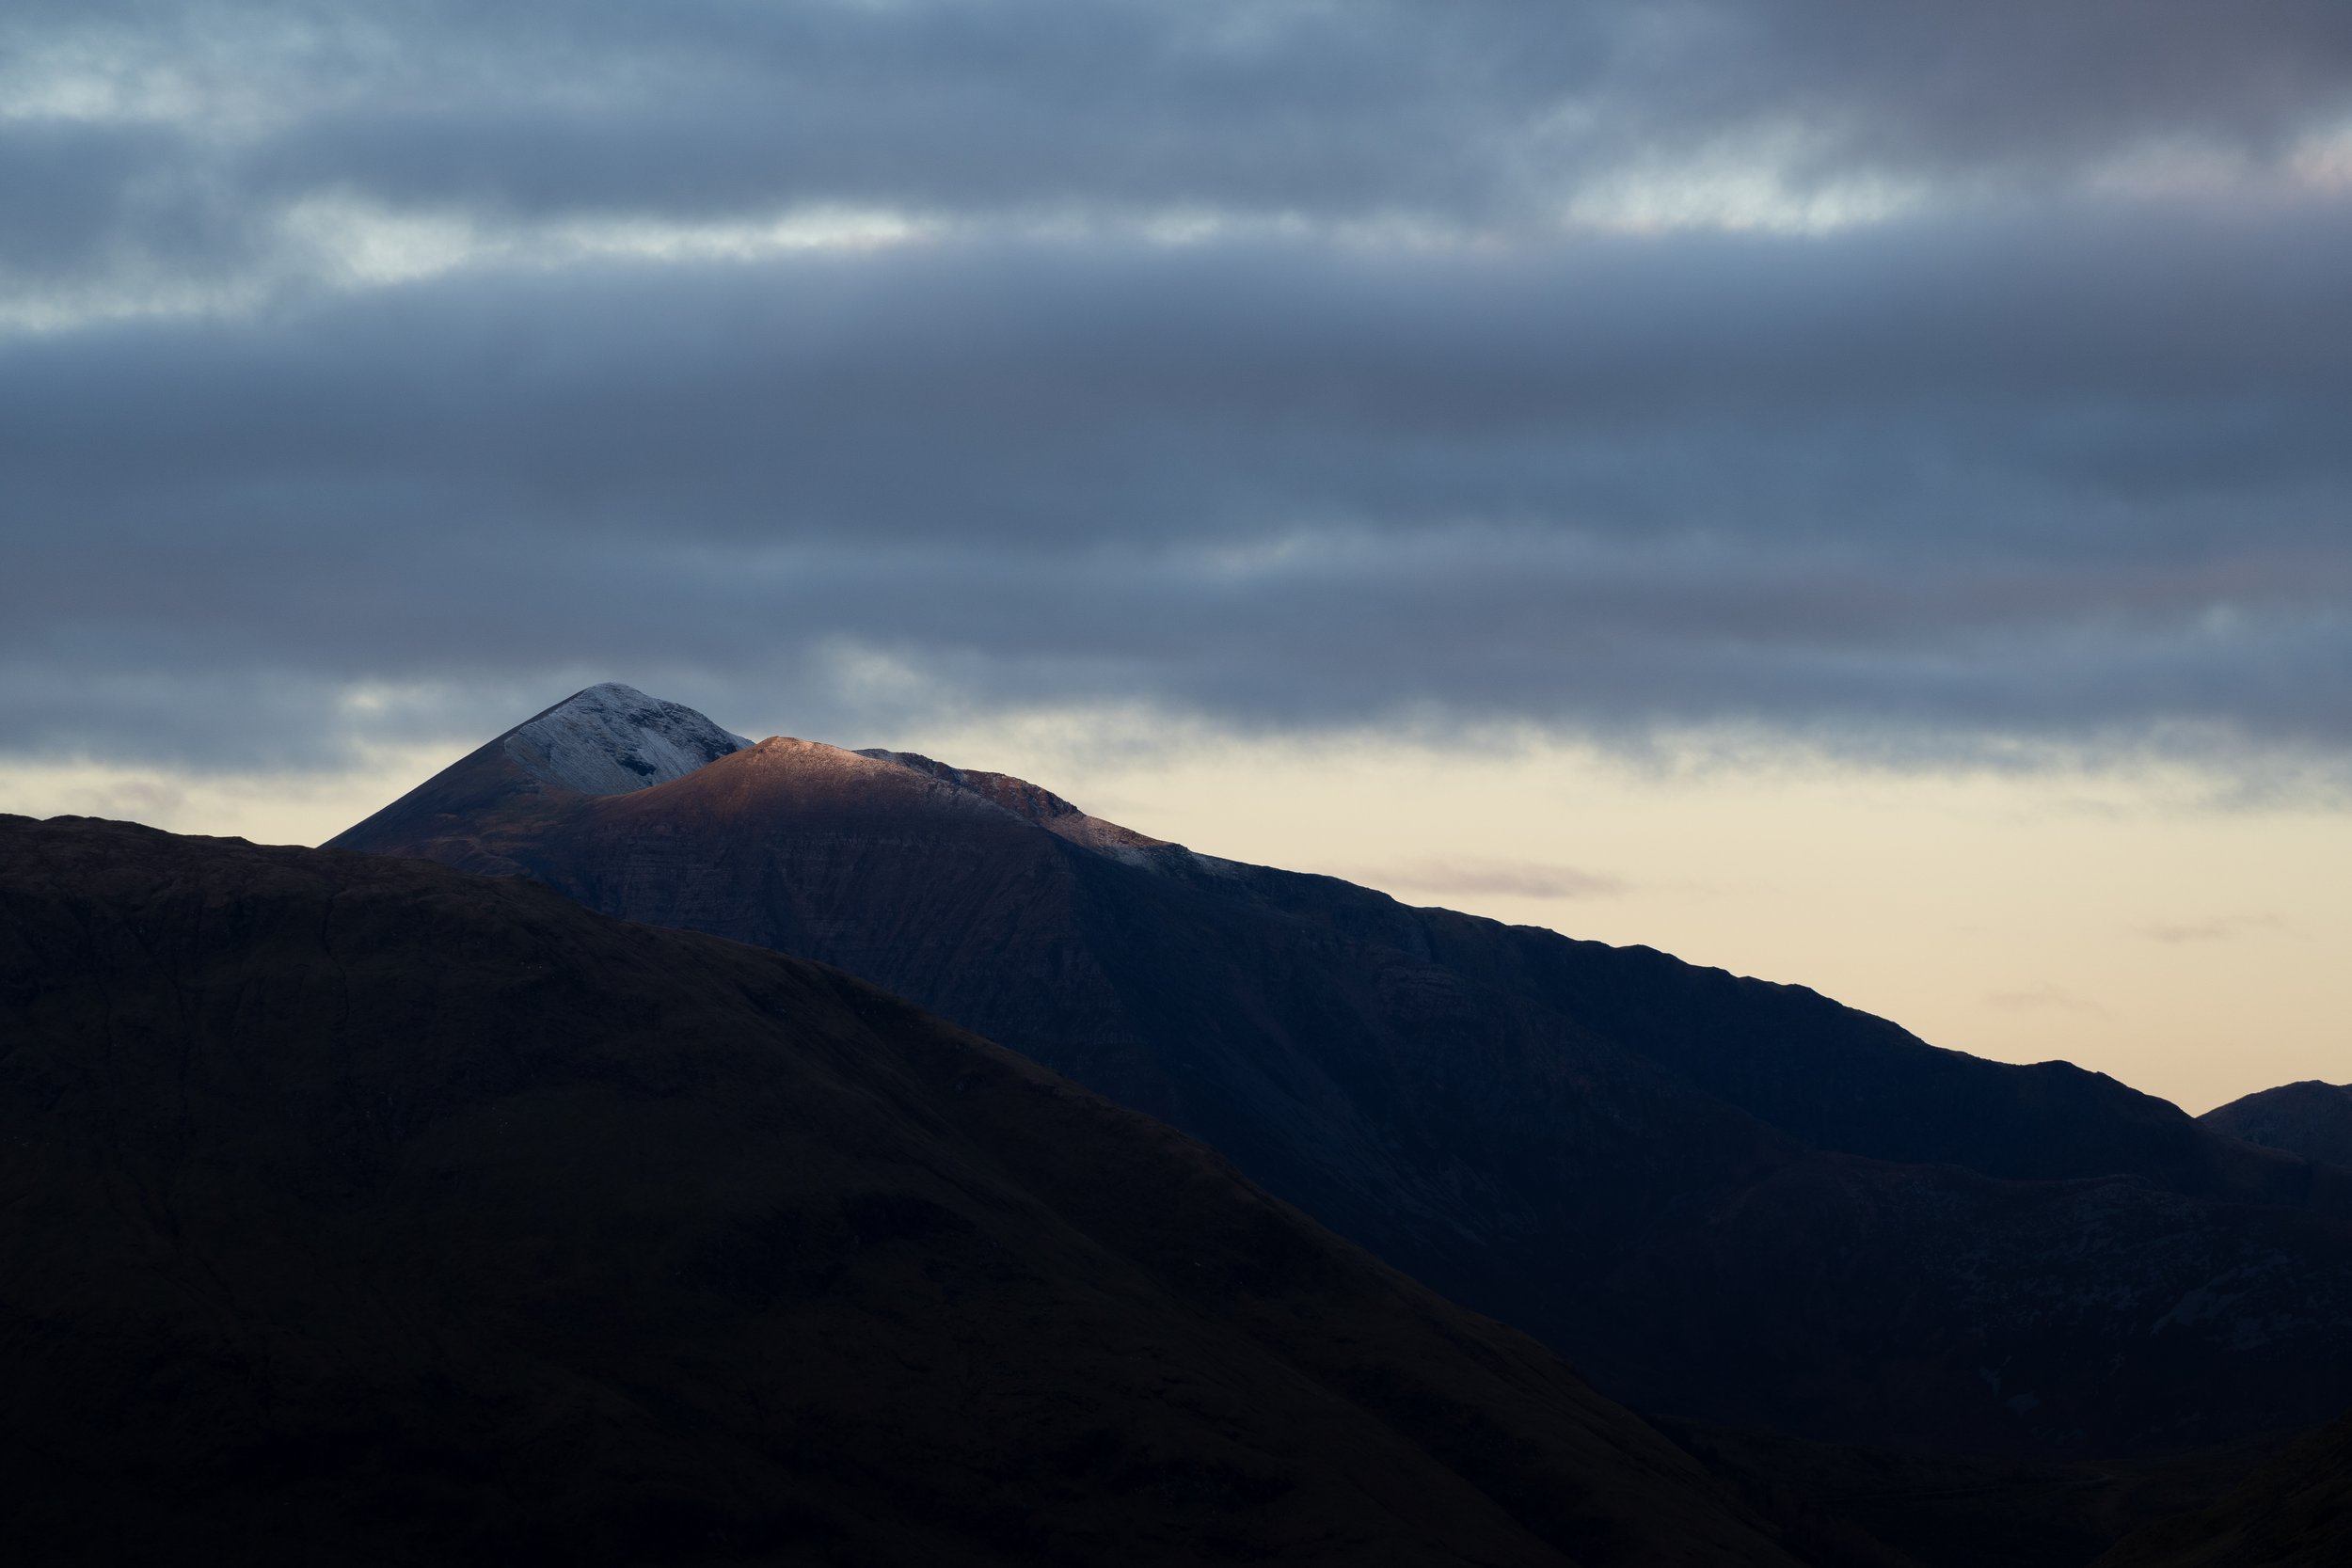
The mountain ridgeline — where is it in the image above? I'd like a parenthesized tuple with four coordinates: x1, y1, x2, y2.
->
(2201, 1080, 2352, 1170)
(331, 685, 2352, 1460)
(0, 815, 1803, 1568)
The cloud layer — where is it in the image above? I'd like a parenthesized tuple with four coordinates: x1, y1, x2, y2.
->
(7, 1, 2352, 769)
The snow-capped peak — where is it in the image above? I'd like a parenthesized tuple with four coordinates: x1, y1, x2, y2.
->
(501, 683, 751, 796)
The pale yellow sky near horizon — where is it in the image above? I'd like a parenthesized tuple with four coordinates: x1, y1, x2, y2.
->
(8, 721, 2344, 1117)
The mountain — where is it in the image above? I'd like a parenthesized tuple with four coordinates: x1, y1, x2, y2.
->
(328, 687, 2352, 1457)
(2095, 1409, 2352, 1568)
(341, 682, 749, 832)
(2201, 1081, 2352, 1169)
(0, 814, 1804, 1568)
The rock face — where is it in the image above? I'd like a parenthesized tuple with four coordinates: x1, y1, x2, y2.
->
(330, 690, 2352, 1457)
(854, 748, 1171, 855)
(501, 680, 751, 793)
(2202, 1081, 2352, 1169)
(0, 815, 1803, 1568)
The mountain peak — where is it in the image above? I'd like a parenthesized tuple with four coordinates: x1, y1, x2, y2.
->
(501, 683, 750, 796)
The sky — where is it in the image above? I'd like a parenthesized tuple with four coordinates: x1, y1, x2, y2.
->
(6, 1, 2352, 1112)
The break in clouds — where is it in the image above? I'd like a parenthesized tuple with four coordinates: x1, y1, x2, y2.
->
(6, 0, 2352, 771)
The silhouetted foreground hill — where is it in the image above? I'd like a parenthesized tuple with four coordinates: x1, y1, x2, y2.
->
(2096, 1409, 2352, 1567)
(0, 815, 1801, 1568)
(329, 688, 2352, 1458)
(2202, 1081, 2352, 1170)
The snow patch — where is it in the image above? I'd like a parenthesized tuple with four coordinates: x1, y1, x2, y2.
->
(502, 683, 751, 796)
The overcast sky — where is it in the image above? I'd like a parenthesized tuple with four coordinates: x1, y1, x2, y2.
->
(8, 2, 2352, 1106)
(7, 0, 2352, 768)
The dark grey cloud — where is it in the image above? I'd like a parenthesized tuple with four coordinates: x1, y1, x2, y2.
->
(1660, 0, 2352, 173)
(11, 210, 2352, 545)
(7, 0, 2351, 279)
(4, 2, 2352, 776)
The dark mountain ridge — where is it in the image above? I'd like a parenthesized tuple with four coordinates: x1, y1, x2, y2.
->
(0, 814, 1803, 1568)
(328, 688, 2352, 1457)
(2201, 1080, 2352, 1171)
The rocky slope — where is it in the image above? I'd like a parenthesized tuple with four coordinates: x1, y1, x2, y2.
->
(327, 688, 2352, 1457)
(0, 815, 1803, 1568)
(2201, 1081, 2352, 1170)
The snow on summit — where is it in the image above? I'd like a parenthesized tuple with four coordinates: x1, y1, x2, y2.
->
(501, 683, 750, 795)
